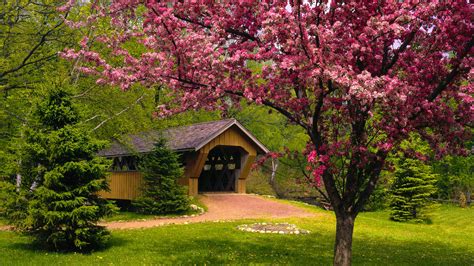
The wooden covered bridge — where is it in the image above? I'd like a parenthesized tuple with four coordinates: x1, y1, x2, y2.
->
(98, 119, 269, 200)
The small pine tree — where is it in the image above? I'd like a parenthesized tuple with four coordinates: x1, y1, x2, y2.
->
(390, 158, 437, 222)
(133, 139, 189, 214)
(15, 88, 116, 251)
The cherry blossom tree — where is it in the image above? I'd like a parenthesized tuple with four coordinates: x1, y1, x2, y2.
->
(61, 1, 473, 265)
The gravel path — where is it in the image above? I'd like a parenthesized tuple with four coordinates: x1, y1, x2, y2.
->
(103, 194, 316, 230)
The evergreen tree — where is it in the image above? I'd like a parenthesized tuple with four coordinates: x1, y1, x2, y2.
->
(15, 88, 115, 251)
(390, 158, 437, 222)
(133, 139, 189, 214)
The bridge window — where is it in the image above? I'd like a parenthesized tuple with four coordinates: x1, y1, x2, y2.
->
(111, 156, 138, 172)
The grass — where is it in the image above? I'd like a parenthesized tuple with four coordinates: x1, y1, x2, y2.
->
(103, 196, 206, 222)
(0, 204, 472, 265)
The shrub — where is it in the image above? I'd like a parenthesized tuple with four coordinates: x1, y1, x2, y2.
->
(364, 185, 389, 211)
(246, 170, 277, 196)
(390, 158, 437, 222)
(0, 181, 28, 224)
(133, 139, 189, 214)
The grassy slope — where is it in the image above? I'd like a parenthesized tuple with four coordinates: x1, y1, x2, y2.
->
(0, 205, 472, 265)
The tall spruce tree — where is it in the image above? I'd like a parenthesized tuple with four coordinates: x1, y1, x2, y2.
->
(17, 88, 115, 251)
(390, 158, 437, 222)
(133, 139, 189, 214)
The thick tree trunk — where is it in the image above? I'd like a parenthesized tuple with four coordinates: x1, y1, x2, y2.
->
(334, 214, 355, 266)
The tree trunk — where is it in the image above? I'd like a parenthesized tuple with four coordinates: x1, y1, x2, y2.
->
(269, 158, 278, 188)
(15, 173, 21, 192)
(334, 214, 355, 266)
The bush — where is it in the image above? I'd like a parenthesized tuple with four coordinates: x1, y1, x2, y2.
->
(246, 170, 276, 196)
(390, 158, 437, 222)
(8, 88, 116, 251)
(364, 185, 389, 211)
(133, 139, 190, 214)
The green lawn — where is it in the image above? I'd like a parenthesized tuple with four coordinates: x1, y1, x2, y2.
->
(104, 197, 206, 222)
(0, 204, 472, 265)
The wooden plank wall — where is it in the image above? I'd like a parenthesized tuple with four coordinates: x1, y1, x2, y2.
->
(99, 171, 144, 200)
(199, 126, 257, 156)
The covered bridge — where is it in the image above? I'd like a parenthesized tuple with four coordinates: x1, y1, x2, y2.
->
(98, 119, 269, 200)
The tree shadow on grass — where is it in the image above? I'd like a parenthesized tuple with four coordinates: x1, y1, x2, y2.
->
(118, 231, 334, 264)
(117, 228, 474, 265)
(352, 237, 474, 265)
(6, 234, 129, 255)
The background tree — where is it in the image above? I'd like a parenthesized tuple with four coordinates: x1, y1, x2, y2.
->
(0, 0, 76, 145)
(433, 155, 474, 204)
(0, 1, 161, 183)
(12, 88, 115, 251)
(133, 139, 189, 215)
(390, 158, 437, 222)
(63, 2, 473, 265)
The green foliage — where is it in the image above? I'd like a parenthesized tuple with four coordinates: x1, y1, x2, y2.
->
(0, 0, 76, 89)
(390, 158, 438, 222)
(133, 139, 189, 214)
(432, 155, 474, 200)
(230, 102, 308, 152)
(246, 170, 277, 196)
(364, 171, 391, 211)
(364, 185, 389, 212)
(37, 89, 79, 129)
(4, 88, 116, 251)
(0, 0, 79, 155)
(0, 181, 28, 223)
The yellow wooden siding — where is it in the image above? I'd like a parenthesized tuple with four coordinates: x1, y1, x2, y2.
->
(200, 126, 257, 156)
(240, 155, 256, 180)
(99, 171, 144, 200)
(237, 179, 246, 193)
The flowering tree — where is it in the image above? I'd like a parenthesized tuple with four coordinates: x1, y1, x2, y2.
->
(62, 1, 473, 265)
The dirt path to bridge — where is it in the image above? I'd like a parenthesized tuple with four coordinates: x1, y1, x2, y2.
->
(104, 194, 316, 230)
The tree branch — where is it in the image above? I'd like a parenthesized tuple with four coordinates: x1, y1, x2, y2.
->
(173, 14, 261, 44)
(162, 74, 308, 130)
(352, 151, 388, 214)
(379, 29, 417, 75)
(427, 35, 473, 102)
(0, 13, 67, 78)
(295, 2, 311, 60)
(92, 93, 146, 131)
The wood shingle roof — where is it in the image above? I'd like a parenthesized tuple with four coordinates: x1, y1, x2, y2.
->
(98, 119, 269, 157)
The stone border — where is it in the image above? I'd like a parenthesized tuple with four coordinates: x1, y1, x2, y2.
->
(179, 204, 206, 218)
(237, 222, 310, 235)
